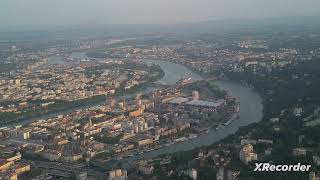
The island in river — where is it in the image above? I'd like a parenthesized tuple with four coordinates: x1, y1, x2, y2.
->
(85, 59, 263, 169)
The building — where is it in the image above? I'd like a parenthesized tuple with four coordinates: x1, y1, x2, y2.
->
(168, 97, 189, 105)
(138, 138, 154, 146)
(15, 164, 31, 175)
(0, 160, 14, 171)
(313, 156, 320, 166)
(179, 169, 197, 180)
(75, 172, 87, 180)
(239, 144, 258, 165)
(6, 153, 21, 162)
(108, 169, 127, 180)
(309, 172, 316, 180)
(129, 108, 144, 117)
(138, 163, 154, 175)
(227, 170, 240, 180)
(188, 169, 197, 180)
(192, 91, 199, 100)
(63, 153, 82, 163)
(18, 131, 30, 140)
(216, 168, 224, 180)
(41, 150, 61, 161)
(0, 173, 17, 180)
(292, 148, 307, 157)
(216, 168, 240, 180)
(136, 99, 142, 107)
(186, 99, 226, 108)
(293, 108, 303, 117)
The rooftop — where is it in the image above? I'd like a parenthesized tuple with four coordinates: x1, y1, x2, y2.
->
(169, 97, 189, 104)
(186, 99, 225, 107)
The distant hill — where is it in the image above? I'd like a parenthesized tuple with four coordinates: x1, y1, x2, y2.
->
(1, 16, 320, 42)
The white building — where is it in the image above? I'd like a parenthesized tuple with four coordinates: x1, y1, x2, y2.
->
(192, 91, 199, 100)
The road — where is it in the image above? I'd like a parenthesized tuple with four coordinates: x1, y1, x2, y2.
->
(23, 160, 106, 179)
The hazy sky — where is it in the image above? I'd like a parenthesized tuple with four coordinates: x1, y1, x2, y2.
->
(1, 0, 320, 29)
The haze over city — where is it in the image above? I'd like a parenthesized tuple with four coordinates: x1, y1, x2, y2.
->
(2, 1, 320, 180)
(1, 0, 320, 30)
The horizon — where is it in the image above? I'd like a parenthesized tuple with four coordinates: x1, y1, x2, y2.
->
(1, 1, 320, 180)
(1, 0, 320, 31)
(1, 15, 320, 33)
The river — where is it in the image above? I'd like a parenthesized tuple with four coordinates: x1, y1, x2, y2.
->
(3, 56, 263, 160)
(143, 59, 203, 85)
(120, 59, 264, 161)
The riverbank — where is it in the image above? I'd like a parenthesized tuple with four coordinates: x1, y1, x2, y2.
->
(108, 59, 263, 164)
(0, 95, 106, 127)
(3, 58, 264, 166)
(0, 63, 165, 128)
